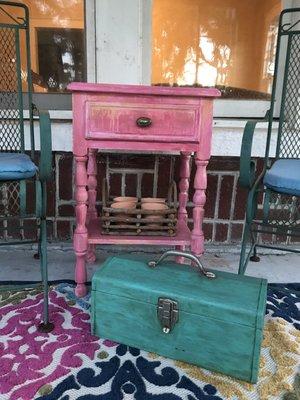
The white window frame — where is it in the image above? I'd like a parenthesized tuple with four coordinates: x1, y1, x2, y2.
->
(85, 0, 96, 83)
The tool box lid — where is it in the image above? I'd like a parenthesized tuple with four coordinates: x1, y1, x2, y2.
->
(92, 256, 267, 329)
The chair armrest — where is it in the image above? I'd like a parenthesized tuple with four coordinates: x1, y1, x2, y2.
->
(239, 118, 268, 189)
(37, 109, 53, 181)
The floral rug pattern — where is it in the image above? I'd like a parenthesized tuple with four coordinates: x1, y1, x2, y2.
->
(0, 282, 299, 400)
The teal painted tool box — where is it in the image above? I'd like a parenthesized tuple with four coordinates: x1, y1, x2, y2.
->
(91, 251, 267, 383)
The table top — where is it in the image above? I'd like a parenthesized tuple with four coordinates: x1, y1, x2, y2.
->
(68, 82, 221, 98)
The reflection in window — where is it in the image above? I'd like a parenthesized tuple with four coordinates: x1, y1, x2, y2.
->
(152, 0, 282, 98)
(263, 17, 279, 94)
(0, 0, 85, 93)
(37, 28, 85, 92)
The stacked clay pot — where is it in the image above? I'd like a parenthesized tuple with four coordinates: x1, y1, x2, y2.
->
(111, 197, 138, 218)
(141, 198, 168, 227)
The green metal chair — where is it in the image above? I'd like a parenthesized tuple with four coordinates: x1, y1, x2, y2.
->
(0, 1, 53, 331)
(238, 8, 300, 275)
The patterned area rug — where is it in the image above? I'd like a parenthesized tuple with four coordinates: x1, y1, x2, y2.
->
(0, 281, 299, 400)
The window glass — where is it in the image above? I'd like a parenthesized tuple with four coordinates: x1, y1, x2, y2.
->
(0, 0, 85, 93)
(37, 28, 85, 92)
(152, 0, 282, 99)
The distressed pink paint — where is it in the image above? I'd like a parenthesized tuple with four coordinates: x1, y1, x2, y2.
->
(69, 82, 220, 297)
(74, 155, 88, 297)
(191, 156, 208, 255)
(176, 152, 192, 264)
(86, 149, 98, 264)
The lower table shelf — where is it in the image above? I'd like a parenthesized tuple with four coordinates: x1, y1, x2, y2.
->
(87, 218, 192, 246)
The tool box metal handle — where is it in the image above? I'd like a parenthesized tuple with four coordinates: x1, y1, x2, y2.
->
(148, 250, 216, 279)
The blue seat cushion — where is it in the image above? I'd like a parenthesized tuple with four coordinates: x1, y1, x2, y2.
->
(263, 159, 300, 196)
(0, 153, 37, 181)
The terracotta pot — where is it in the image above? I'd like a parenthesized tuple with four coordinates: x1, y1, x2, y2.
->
(144, 214, 162, 228)
(113, 196, 138, 203)
(111, 201, 136, 210)
(141, 197, 166, 204)
(141, 203, 168, 211)
(142, 203, 168, 228)
(111, 201, 136, 221)
(144, 215, 162, 221)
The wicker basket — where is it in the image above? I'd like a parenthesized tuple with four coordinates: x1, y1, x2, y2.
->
(101, 179, 177, 236)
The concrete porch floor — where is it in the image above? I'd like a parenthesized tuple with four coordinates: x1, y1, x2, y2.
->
(0, 244, 299, 283)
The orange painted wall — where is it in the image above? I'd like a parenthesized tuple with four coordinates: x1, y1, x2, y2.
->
(152, 0, 281, 93)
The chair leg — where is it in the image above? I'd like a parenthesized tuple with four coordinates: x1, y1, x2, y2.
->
(37, 182, 54, 333)
(37, 217, 54, 332)
(249, 228, 260, 262)
(238, 223, 252, 275)
(250, 245, 260, 262)
(33, 241, 41, 260)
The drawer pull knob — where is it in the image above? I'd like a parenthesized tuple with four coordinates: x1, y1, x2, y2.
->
(136, 117, 152, 127)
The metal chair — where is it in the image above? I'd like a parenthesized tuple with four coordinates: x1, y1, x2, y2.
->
(238, 8, 300, 275)
(0, 1, 53, 331)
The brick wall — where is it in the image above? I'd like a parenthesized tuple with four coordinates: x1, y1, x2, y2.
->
(46, 152, 250, 243)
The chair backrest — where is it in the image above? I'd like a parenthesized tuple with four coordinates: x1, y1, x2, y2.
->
(0, 1, 34, 156)
(266, 8, 300, 162)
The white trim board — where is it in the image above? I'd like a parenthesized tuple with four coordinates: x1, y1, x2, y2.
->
(23, 118, 278, 157)
(214, 100, 271, 118)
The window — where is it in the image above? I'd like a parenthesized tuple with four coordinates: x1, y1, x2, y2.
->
(152, 0, 282, 100)
(0, 0, 85, 110)
(27, 0, 85, 94)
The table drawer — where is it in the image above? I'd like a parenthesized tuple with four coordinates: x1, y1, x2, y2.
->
(86, 101, 199, 142)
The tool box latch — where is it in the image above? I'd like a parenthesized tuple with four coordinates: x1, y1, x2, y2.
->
(157, 298, 179, 334)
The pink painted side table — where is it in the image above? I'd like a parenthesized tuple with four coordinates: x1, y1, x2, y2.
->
(68, 82, 220, 297)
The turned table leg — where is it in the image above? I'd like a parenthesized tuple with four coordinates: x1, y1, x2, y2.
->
(191, 154, 208, 257)
(86, 149, 98, 264)
(176, 151, 191, 263)
(74, 155, 88, 297)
